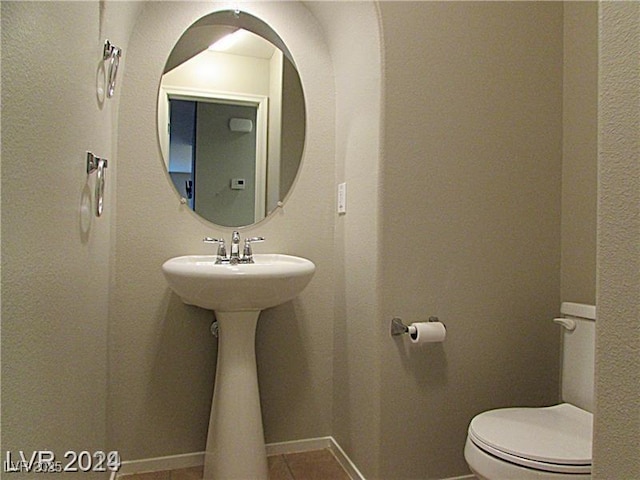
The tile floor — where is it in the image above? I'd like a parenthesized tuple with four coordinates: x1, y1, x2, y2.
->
(119, 449, 352, 480)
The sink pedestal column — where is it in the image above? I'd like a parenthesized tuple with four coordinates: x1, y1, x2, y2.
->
(203, 310, 268, 480)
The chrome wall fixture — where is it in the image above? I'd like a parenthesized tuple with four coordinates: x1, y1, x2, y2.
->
(87, 151, 108, 217)
(390, 316, 442, 337)
(103, 39, 122, 98)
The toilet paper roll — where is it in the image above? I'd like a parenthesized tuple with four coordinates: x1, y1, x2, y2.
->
(409, 322, 446, 344)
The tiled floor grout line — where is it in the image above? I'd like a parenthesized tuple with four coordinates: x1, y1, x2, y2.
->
(280, 454, 297, 480)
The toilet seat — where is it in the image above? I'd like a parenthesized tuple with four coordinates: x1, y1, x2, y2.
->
(468, 403, 592, 474)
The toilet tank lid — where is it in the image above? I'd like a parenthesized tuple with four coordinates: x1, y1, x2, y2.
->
(561, 302, 596, 320)
(468, 403, 593, 467)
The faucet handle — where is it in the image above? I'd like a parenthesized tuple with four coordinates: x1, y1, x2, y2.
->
(203, 237, 228, 262)
(242, 236, 265, 263)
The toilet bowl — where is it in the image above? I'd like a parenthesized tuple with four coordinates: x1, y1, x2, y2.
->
(464, 403, 592, 479)
(464, 303, 595, 480)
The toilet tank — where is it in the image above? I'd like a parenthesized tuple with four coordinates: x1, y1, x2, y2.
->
(559, 302, 596, 412)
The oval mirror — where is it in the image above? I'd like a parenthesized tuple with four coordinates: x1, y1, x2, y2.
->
(157, 10, 306, 227)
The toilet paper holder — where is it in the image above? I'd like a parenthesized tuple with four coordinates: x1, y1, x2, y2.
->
(390, 316, 441, 337)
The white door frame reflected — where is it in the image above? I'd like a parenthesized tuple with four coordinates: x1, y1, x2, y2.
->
(159, 85, 268, 223)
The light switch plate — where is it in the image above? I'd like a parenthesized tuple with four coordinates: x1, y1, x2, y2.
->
(338, 182, 347, 214)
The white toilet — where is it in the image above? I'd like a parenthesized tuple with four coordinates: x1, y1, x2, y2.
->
(464, 302, 595, 479)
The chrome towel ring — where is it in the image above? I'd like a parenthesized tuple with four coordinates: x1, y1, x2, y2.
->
(103, 39, 122, 98)
(87, 151, 108, 217)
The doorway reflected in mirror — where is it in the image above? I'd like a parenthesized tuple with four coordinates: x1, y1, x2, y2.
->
(157, 12, 306, 227)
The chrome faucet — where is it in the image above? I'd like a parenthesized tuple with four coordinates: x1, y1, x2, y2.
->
(230, 231, 241, 264)
(203, 231, 264, 264)
(203, 237, 227, 263)
(242, 236, 265, 263)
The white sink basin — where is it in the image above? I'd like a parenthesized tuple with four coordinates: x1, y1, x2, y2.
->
(162, 253, 315, 312)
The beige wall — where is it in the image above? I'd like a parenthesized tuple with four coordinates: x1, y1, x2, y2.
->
(1, 1, 141, 476)
(304, 2, 383, 477)
(594, 2, 640, 478)
(378, 2, 563, 477)
(562, 2, 598, 305)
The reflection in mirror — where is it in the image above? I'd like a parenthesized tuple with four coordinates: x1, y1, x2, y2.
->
(158, 11, 305, 227)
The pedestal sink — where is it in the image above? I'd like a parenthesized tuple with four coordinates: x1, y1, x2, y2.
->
(161, 254, 315, 480)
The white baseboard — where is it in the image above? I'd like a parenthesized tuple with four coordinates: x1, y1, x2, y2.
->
(265, 436, 334, 456)
(112, 436, 365, 479)
(111, 451, 204, 479)
(326, 437, 367, 480)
